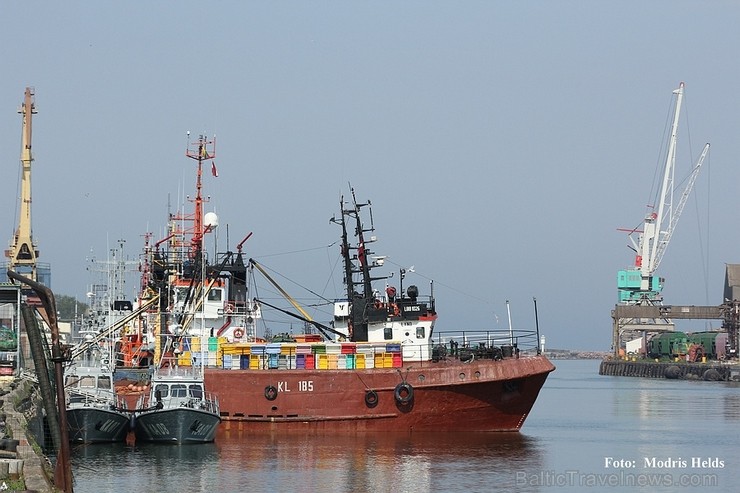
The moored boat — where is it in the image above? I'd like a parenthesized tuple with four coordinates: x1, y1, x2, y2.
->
(128, 134, 554, 432)
(206, 190, 554, 432)
(132, 349, 221, 443)
(65, 340, 130, 443)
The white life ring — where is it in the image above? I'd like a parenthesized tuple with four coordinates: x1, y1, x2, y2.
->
(224, 303, 235, 314)
(233, 328, 244, 338)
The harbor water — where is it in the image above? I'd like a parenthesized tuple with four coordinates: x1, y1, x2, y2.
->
(69, 360, 739, 492)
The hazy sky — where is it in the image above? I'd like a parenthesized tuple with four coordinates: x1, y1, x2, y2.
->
(2, 2, 739, 350)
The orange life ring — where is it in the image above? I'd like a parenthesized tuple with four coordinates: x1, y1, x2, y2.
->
(224, 303, 235, 314)
(233, 328, 244, 338)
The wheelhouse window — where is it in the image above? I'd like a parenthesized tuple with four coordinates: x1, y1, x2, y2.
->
(79, 376, 96, 388)
(384, 327, 393, 340)
(208, 288, 223, 301)
(98, 376, 112, 389)
(416, 327, 425, 339)
(155, 384, 169, 398)
(189, 384, 203, 398)
(171, 384, 188, 398)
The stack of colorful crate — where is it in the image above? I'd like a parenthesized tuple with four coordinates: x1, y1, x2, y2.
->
(250, 344, 266, 369)
(312, 344, 327, 355)
(356, 344, 374, 369)
(177, 351, 192, 366)
(374, 352, 385, 369)
(266, 343, 281, 369)
(325, 343, 341, 369)
(191, 337, 202, 353)
(296, 344, 312, 369)
(386, 343, 403, 367)
(355, 353, 366, 369)
(207, 336, 219, 367)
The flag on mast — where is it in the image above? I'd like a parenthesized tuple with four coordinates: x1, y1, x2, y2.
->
(211, 162, 219, 177)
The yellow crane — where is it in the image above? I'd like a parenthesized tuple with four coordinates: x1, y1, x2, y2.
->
(5, 87, 41, 282)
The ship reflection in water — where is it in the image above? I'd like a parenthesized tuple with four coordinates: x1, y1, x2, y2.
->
(70, 431, 543, 493)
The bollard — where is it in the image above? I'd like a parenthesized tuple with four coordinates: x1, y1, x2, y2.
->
(8, 458, 23, 480)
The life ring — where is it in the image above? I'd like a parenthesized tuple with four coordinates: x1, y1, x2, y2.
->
(364, 390, 379, 408)
(233, 328, 244, 339)
(264, 385, 278, 401)
(393, 382, 414, 406)
(224, 303, 235, 314)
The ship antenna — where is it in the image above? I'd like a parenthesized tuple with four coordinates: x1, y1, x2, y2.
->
(533, 297, 541, 355)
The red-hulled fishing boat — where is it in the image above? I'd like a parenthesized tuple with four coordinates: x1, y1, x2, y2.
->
(127, 135, 554, 432)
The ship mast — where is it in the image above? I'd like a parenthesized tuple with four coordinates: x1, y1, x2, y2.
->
(334, 188, 377, 342)
(5, 87, 40, 281)
(183, 134, 216, 256)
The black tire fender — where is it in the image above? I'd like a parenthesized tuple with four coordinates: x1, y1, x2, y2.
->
(364, 390, 379, 408)
(394, 382, 414, 405)
(264, 385, 278, 401)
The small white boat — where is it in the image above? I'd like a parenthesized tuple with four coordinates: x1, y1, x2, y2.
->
(65, 345, 130, 443)
(133, 350, 221, 444)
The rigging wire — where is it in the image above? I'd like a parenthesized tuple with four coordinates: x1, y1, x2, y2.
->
(383, 258, 492, 305)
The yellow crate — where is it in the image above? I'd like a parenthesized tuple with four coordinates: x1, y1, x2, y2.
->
(317, 354, 329, 370)
(383, 354, 394, 368)
(355, 353, 366, 369)
(374, 353, 385, 367)
(249, 354, 262, 369)
(178, 351, 192, 366)
(221, 343, 251, 356)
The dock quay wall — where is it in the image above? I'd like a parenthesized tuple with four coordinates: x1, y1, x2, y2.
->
(599, 359, 740, 381)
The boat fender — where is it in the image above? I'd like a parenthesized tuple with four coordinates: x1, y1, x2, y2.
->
(703, 368, 721, 382)
(233, 328, 244, 338)
(264, 385, 278, 401)
(394, 382, 414, 406)
(364, 390, 379, 408)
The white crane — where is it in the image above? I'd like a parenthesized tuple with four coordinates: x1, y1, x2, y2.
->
(619, 82, 709, 303)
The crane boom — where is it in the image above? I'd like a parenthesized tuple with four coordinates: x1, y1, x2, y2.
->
(646, 83, 685, 276)
(5, 87, 40, 280)
(651, 143, 709, 272)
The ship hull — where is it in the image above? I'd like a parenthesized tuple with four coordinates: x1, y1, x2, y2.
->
(67, 407, 130, 443)
(134, 408, 221, 443)
(206, 355, 554, 432)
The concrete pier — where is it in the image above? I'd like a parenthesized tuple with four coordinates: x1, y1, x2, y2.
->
(0, 376, 53, 492)
(599, 359, 739, 381)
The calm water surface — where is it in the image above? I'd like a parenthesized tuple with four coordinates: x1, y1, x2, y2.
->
(70, 360, 739, 492)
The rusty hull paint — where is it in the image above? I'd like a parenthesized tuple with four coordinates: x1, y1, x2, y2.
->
(205, 355, 555, 432)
